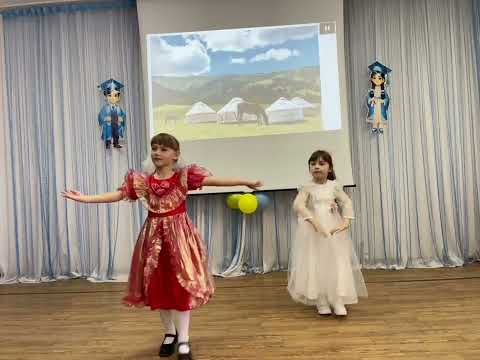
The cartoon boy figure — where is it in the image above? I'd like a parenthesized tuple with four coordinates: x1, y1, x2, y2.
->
(98, 78, 126, 149)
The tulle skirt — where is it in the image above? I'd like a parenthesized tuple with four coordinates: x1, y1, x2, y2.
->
(287, 214, 367, 306)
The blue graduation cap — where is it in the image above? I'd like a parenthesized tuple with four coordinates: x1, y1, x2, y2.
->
(98, 78, 124, 93)
(368, 61, 392, 75)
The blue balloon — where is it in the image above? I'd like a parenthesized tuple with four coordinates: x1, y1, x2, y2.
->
(255, 193, 271, 210)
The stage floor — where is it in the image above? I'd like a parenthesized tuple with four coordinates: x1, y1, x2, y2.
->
(1, 264, 479, 360)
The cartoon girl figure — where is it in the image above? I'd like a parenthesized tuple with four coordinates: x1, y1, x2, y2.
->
(366, 61, 391, 134)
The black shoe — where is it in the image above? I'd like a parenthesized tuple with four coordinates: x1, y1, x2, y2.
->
(113, 144, 122, 148)
(159, 333, 177, 357)
(177, 342, 193, 360)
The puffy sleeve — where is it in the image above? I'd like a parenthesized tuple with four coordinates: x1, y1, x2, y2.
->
(333, 182, 354, 219)
(117, 170, 149, 201)
(186, 164, 212, 191)
(293, 185, 314, 220)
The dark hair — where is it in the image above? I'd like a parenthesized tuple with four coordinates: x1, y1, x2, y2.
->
(104, 89, 120, 97)
(308, 150, 336, 180)
(150, 133, 180, 151)
(369, 71, 386, 100)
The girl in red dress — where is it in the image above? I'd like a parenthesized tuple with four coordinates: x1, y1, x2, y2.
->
(62, 133, 262, 360)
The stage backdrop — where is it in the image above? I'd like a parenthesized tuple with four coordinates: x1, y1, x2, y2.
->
(136, 0, 355, 192)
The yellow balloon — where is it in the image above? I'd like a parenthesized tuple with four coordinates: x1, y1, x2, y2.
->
(238, 194, 258, 214)
(226, 194, 241, 209)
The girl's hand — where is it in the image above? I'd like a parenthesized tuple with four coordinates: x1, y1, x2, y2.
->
(247, 180, 263, 190)
(61, 190, 88, 203)
(330, 219, 351, 235)
(330, 226, 345, 236)
(309, 218, 331, 237)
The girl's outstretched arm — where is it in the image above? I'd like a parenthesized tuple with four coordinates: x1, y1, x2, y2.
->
(202, 177, 262, 190)
(61, 190, 125, 203)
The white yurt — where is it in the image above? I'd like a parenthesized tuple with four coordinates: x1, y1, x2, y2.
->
(291, 97, 315, 108)
(265, 97, 304, 124)
(217, 98, 257, 123)
(185, 102, 218, 124)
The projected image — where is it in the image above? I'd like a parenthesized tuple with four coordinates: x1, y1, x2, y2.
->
(147, 23, 341, 140)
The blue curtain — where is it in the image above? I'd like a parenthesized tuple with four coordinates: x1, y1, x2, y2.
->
(0, 4, 146, 282)
(1, 0, 479, 284)
(0, 0, 135, 18)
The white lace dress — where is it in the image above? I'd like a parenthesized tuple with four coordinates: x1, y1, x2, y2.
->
(287, 180, 367, 306)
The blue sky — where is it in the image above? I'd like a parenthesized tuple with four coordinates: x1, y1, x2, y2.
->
(148, 24, 322, 77)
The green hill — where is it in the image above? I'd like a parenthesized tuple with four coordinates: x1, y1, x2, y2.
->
(152, 66, 321, 106)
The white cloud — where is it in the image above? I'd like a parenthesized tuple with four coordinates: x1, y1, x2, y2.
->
(250, 48, 300, 63)
(149, 36, 210, 76)
(257, 26, 317, 45)
(231, 58, 246, 64)
(195, 24, 317, 52)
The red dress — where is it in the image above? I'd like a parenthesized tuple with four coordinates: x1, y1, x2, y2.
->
(118, 165, 214, 311)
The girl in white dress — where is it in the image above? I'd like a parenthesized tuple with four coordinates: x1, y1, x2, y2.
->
(288, 150, 367, 316)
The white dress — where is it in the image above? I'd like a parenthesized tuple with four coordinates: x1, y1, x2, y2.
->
(287, 180, 367, 306)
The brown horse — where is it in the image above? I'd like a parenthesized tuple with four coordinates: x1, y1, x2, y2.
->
(236, 102, 268, 125)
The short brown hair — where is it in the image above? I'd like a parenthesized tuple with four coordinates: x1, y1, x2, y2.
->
(150, 133, 180, 151)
